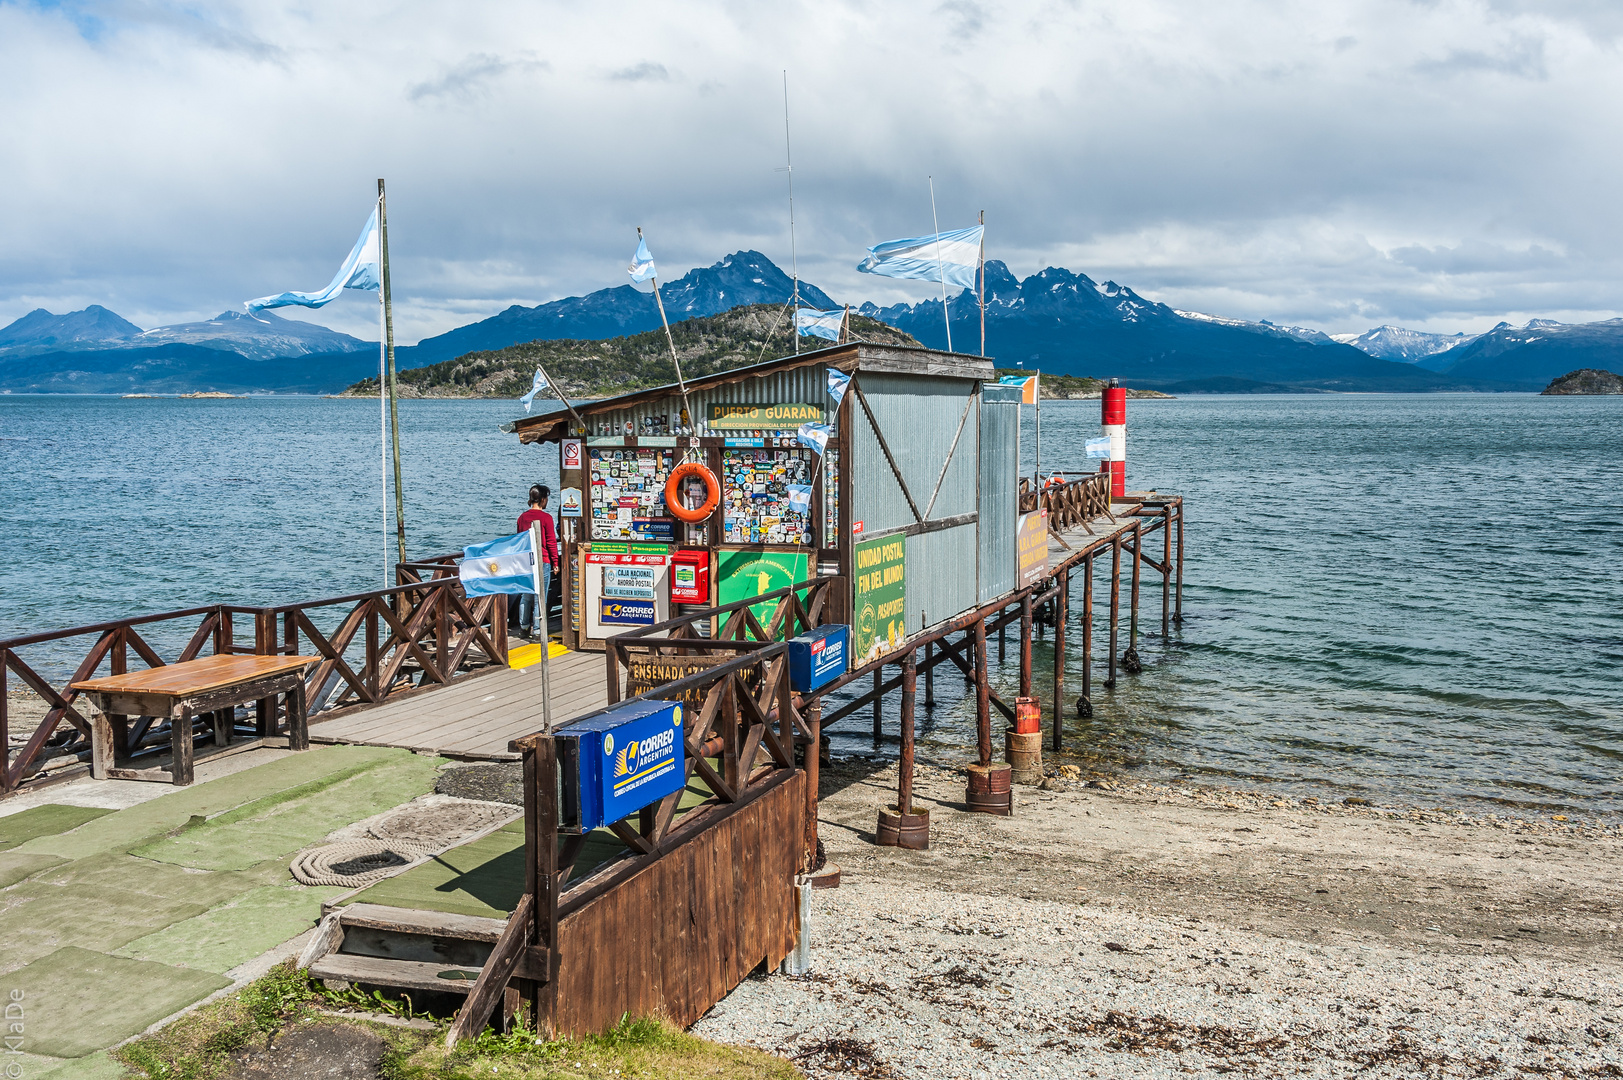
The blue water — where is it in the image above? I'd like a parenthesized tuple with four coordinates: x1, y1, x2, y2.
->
(2, 393, 1619, 814)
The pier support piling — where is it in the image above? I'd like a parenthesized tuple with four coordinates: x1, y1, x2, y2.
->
(974, 618, 991, 765)
(1108, 537, 1121, 686)
(1080, 553, 1093, 717)
(1124, 522, 1143, 674)
(873, 669, 883, 744)
(923, 640, 934, 708)
(1053, 570, 1067, 752)
(1175, 500, 1185, 624)
(1019, 594, 1033, 699)
(878, 647, 929, 847)
(1161, 506, 1172, 638)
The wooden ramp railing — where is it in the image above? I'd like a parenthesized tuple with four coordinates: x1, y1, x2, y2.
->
(449, 622, 816, 1044)
(1, 576, 508, 794)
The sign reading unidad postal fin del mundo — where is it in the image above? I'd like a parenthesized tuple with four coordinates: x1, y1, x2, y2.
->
(853, 532, 906, 663)
(707, 402, 823, 430)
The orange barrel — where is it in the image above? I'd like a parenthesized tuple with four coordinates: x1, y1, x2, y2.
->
(1005, 727, 1043, 784)
(1014, 696, 1041, 734)
(876, 806, 930, 849)
(965, 763, 1013, 816)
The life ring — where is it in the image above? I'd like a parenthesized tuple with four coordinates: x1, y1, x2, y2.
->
(665, 462, 721, 523)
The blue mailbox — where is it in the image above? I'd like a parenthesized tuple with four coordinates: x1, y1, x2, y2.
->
(787, 623, 849, 693)
(554, 698, 686, 834)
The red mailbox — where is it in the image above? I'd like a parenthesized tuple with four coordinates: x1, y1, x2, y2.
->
(669, 548, 711, 605)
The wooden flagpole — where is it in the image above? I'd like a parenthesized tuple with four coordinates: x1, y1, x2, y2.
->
(929, 176, 952, 353)
(378, 178, 406, 568)
(535, 361, 586, 434)
(978, 210, 986, 358)
(375, 192, 389, 588)
(639, 227, 694, 430)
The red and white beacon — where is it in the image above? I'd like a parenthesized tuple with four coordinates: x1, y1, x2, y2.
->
(1100, 379, 1126, 499)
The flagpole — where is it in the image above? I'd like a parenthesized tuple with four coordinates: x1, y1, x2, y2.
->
(640, 227, 694, 430)
(531, 521, 553, 733)
(978, 210, 986, 359)
(783, 71, 800, 356)
(376, 199, 389, 588)
(379, 179, 406, 568)
(1035, 367, 1042, 486)
(929, 176, 952, 353)
(536, 361, 586, 434)
(841, 304, 849, 344)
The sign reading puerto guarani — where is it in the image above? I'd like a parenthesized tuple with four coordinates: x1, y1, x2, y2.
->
(707, 402, 823, 430)
(852, 532, 906, 663)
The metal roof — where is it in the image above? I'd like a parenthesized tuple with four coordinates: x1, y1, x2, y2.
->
(502, 340, 996, 443)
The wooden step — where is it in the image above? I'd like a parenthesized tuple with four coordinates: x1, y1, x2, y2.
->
(334, 903, 508, 942)
(309, 953, 483, 996)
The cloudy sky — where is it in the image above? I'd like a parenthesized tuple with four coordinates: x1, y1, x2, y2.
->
(3, 0, 1621, 343)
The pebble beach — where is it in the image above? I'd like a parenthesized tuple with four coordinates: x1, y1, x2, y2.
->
(693, 759, 1623, 1078)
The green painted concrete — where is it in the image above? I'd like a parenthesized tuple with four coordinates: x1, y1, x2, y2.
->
(32, 1050, 127, 1080)
(114, 883, 348, 974)
(0, 851, 66, 889)
(0, 805, 114, 851)
(348, 818, 527, 919)
(131, 756, 442, 871)
(10, 947, 230, 1059)
(14, 745, 412, 862)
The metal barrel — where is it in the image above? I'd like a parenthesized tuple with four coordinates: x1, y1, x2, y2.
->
(876, 806, 930, 849)
(965, 763, 1014, 815)
(1005, 727, 1043, 784)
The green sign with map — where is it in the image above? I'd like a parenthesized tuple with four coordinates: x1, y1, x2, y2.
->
(852, 532, 906, 663)
(714, 548, 810, 639)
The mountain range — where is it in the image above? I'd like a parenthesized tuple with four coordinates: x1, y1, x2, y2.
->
(4, 252, 1619, 393)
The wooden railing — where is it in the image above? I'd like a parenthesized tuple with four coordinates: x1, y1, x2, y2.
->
(0, 576, 508, 795)
(451, 640, 807, 1044)
(604, 575, 842, 708)
(1020, 471, 1113, 533)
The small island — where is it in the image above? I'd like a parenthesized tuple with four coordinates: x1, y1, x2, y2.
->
(1542, 368, 1623, 395)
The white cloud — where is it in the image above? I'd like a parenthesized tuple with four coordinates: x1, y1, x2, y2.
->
(1, 0, 1620, 342)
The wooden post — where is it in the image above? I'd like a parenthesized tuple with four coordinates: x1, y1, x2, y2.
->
(923, 640, 934, 708)
(379, 178, 407, 567)
(1162, 507, 1171, 637)
(1109, 537, 1121, 686)
(606, 644, 621, 706)
(974, 618, 991, 766)
(1052, 570, 1067, 752)
(998, 616, 1006, 663)
(723, 676, 740, 792)
(1175, 500, 1185, 624)
(1130, 522, 1142, 653)
(1081, 554, 1093, 715)
(804, 696, 821, 872)
(0, 653, 9, 792)
(899, 648, 916, 816)
(1019, 593, 1033, 699)
(366, 604, 380, 700)
(872, 668, 883, 744)
(170, 705, 195, 786)
(524, 737, 560, 1035)
(287, 679, 309, 751)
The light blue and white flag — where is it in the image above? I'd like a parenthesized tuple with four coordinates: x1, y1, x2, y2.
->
(796, 422, 831, 455)
(1084, 436, 1113, 459)
(245, 207, 381, 313)
(826, 368, 850, 408)
(458, 531, 537, 596)
(795, 307, 845, 341)
(519, 367, 548, 412)
(786, 484, 813, 513)
(857, 225, 984, 289)
(628, 236, 656, 284)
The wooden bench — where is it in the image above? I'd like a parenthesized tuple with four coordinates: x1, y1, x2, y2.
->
(73, 654, 318, 786)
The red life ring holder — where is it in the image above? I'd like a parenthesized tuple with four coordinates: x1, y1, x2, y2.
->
(665, 462, 721, 523)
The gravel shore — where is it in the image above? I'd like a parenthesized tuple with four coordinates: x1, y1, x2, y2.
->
(692, 758, 1623, 1079)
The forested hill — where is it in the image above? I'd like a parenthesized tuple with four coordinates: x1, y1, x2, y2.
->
(342, 305, 917, 399)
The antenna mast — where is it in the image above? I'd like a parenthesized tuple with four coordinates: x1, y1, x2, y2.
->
(783, 71, 800, 355)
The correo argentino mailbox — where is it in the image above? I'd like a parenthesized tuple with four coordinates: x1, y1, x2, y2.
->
(554, 698, 686, 834)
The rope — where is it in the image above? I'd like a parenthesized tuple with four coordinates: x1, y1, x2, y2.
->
(289, 839, 434, 888)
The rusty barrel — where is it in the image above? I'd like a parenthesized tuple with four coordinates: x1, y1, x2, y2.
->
(876, 806, 930, 849)
(965, 763, 1013, 816)
(1013, 696, 1041, 734)
(1005, 727, 1043, 784)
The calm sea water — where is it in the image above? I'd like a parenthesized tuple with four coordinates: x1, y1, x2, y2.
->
(2, 393, 1619, 814)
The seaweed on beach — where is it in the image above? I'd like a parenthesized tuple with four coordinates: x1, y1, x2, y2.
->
(791, 1036, 894, 1077)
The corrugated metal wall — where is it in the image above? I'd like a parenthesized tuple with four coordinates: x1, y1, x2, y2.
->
(978, 384, 1021, 604)
(850, 371, 981, 630)
(583, 365, 830, 436)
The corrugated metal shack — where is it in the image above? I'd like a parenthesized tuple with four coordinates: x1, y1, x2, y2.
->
(505, 342, 1004, 654)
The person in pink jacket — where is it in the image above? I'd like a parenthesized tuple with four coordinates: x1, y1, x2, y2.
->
(513, 484, 559, 639)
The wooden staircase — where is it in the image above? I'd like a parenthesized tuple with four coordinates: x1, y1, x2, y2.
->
(298, 903, 519, 1006)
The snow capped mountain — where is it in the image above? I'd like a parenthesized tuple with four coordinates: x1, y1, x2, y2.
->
(132, 310, 370, 360)
(1344, 325, 1477, 363)
(0, 305, 143, 349)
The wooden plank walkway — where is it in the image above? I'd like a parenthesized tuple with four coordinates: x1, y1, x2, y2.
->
(308, 649, 609, 760)
(1046, 509, 1143, 565)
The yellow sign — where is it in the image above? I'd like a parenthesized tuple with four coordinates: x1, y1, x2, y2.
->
(1016, 511, 1049, 589)
(853, 532, 906, 663)
(707, 402, 823, 430)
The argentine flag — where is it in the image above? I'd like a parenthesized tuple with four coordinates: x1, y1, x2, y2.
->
(826, 368, 850, 408)
(520, 367, 548, 412)
(786, 484, 813, 513)
(796, 422, 831, 455)
(628, 236, 656, 284)
(246, 207, 381, 313)
(795, 307, 845, 341)
(858, 225, 984, 289)
(1085, 436, 1113, 459)
(458, 531, 537, 596)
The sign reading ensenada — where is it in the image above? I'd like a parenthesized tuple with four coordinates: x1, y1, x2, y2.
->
(706, 402, 823, 430)
(852, 532, 906, 663)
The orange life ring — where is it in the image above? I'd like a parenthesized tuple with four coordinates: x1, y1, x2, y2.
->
(665, 462, 721, 523)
